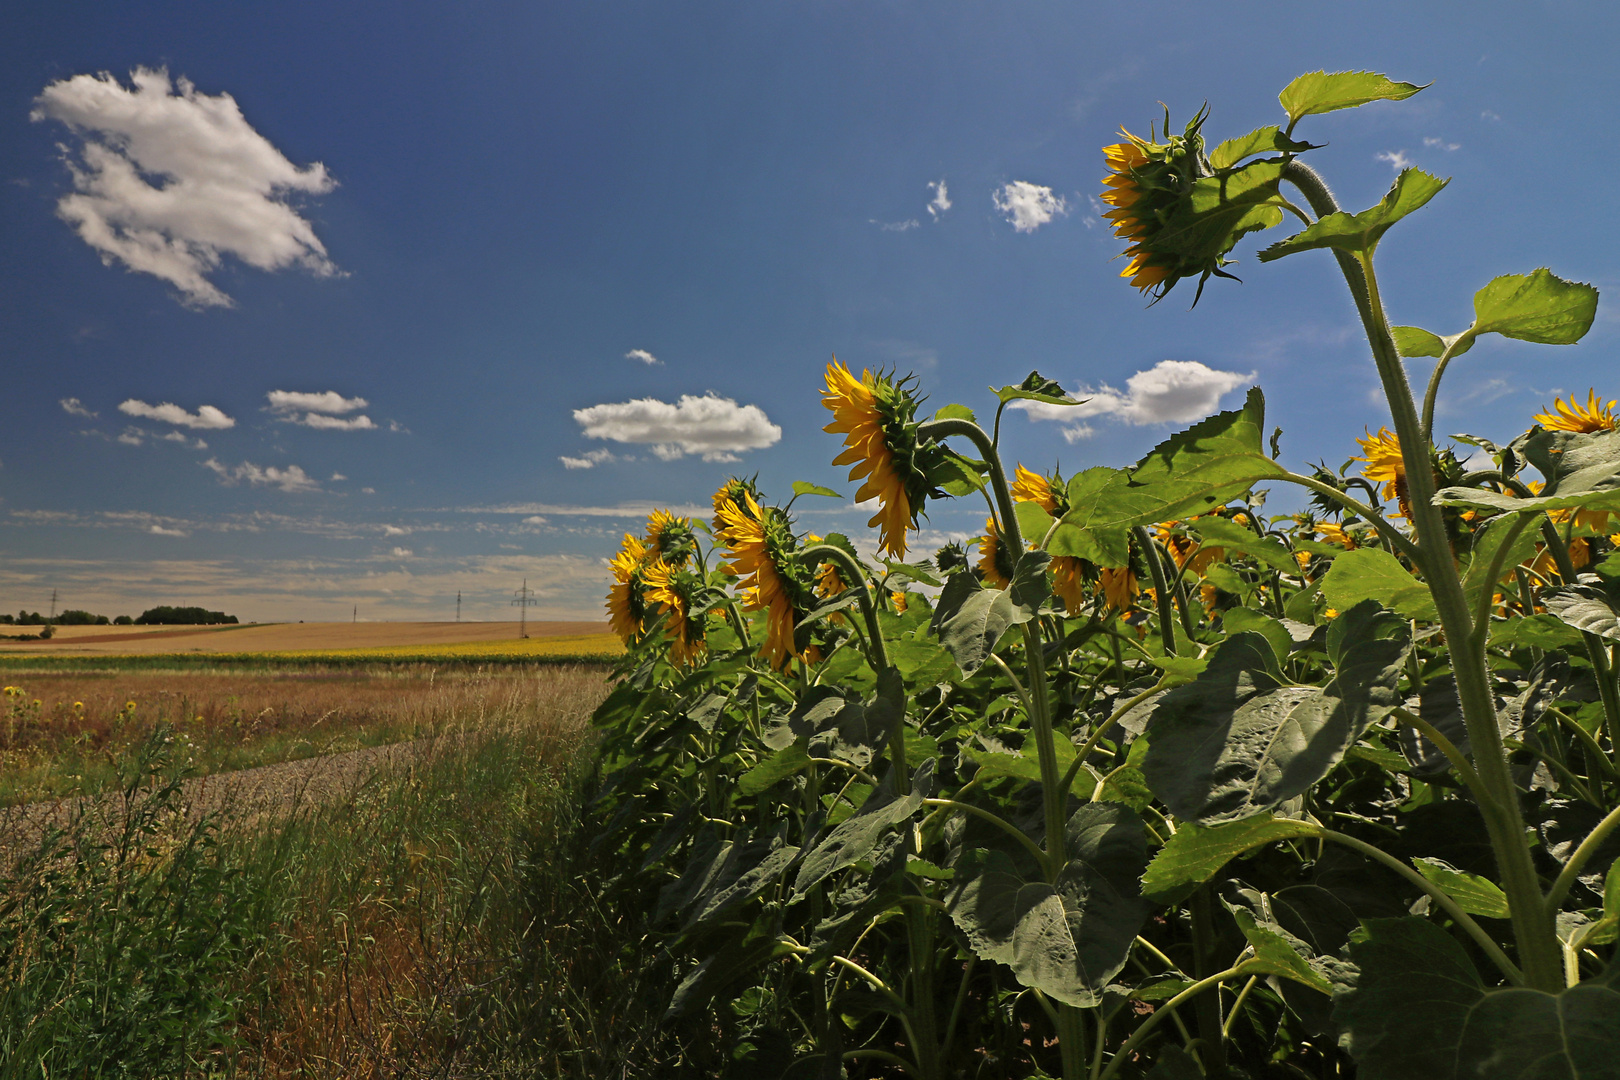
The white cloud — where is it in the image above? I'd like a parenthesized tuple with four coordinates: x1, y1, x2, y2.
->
(294, 412, 376, 430)
(391, 547, 412, 558)
(1375, 150, 1413, 171)
(330, 472, 347, 482)
(32, 67, 338, 308)
(1481, 110, 1501, 122)
(148, 524, 187, 537)
(873, 218, 920, 232)
(117, 430, 144, 446)
(522, 515, 548, 525)
(994, 181, 1067, 233)
(572, 393, 781, 461)
(267, 389, 366, 415)
(1062, 424, 1095, 443)
(625, 349, 660, 366)
(1017, 360, 1254, 430)
(1423, 136, 1461, 151)
(559, 448, 617, 470)
(927, 179, 951, 220)
(202, 458, 320, 493)
(119, 398, 235, 429)
(60, 397, 97, 418)
(382, 525, 409, 536)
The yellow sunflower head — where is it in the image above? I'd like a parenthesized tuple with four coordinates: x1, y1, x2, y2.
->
(890, 590, 909, 614)
(1315, 522, 1358, 550)
(712, 477, 764, 545)
(1050, 555, 1088, 614)
(1101, 107, 1285, 301)
(821, 359, 946, 560)
(641, 558, 707, 667)
(1100, 565, 1138, 613)
(976, 516, 1012, 589)
(718, 494, 816, 670)
(1535, 390, 1617, 433)
(643, 510, 697, 568)
(1353, 427, 1413, 518)
(1010, 464, 1063, 514)
(606, 533, 653, 642)
(1153, 520, 1223, 577)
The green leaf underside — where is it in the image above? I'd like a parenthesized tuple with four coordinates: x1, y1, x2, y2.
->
(1437, 428, 1620, 514)
(1141, 814, 1323, 905)
(1392, 324, 1474, 360)
(1473, 269, 1599, 345)
(792, 764, 932, 899)
(1460, 514, 1543, 614)
(1258, 168, 1447, 261)
(1015, 501, 1056, 551)
(933, 403, 977, 424)
(1146, 161, 1286, 279)
(1051, 389, 1282, 565)
(930, 574, 1031, 677)
(1142, 603, 1410, 824)
(1278, 70, 1426, 126)
(791, 481, 843, 499)
(1333, 918, 1620, 1079)
(1209, 125, 1316, 170)
(967, 734, 1096, 798)
(1230, 907, 1333, 994)
(1542, 585, 1620, 642)
(1189, 514, 1300, 573)
(947, 804, 1150, 1007)
(1322, 548, 1439, 622)
(1412, 858, 1511, 919)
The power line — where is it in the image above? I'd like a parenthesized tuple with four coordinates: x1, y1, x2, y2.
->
(510, 579, 537, 639)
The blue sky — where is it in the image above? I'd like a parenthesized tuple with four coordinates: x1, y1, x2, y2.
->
(2, 1, 1616, 621)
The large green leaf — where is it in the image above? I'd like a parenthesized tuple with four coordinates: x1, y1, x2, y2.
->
(1542, 583, 1620, 641)
(966, 733, 1096, 798)
(1050, 390, 1283, 562)
(1189, 514, 1300, 574)
(1147, 160, 1286, 271)
(657, 830, 802, 929)
(1258, 169, 1447, 261)
(1436, 427, 1620, 514)
(792, 762, 934, 899)
(1140, 813, 1323, 905)
(1229, 907, 1333, 994)
(1411, 858, 1510, 919)
(1209, 125, 1316, 170)
(1460, 514, 1542, 614)
(1278, 70, 1426, 126)
(1333, 917, 1620, 1079)
(1321, 547, 1439, 622)
(947, 804, 1150, 1007)
(929, 572, 1031, 676)
(739, 744, 811, 796)
(994, 370, 1077, 406)
(1015, 500, 1056, 549)
(1472, 269, 1599, 345)
(1142, 603, 1410, 824)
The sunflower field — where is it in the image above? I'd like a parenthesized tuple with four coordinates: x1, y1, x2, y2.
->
(587, 71, 1619, 1079)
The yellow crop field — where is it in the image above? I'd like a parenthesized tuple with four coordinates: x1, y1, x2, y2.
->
(233, 632, 624, 663)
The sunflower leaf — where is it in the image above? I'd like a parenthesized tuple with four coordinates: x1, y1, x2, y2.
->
(1471, 269, 1599, 345)
(1411, 858, 1510, 919)
(933, 403, 978, 424)
(1435, 428, 1620, 514)
(1541, 584, 1620, 642)
(791, 481, 843, 500)
(1140, 813, 1323, 905)
(1278, 70, 1427, 127)
(1321, 548, 1439, 622)
(994, 371, 1075, 406)
(1258, 169, 1447, 262)
(1392, 325, 1474, 360)
(1209, 125, 1318, 170)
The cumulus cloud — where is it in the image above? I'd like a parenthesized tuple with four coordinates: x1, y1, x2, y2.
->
(572, 393, 781, 462)
(148, 523, 188, 537)
(31, 67, 337, 308)
(267, 389, 366, 415)
(60, 397, 97, 418)
(927, 179, 951, 220)
(1375, 150, 1413, 171)
(119, 398, 235, 429)
(297, 413, 376, 430)
(202, 458, 320, 493)
(1017, 360, 1254, 434)
(391, 547, 412, 558)
(625, 349, 660, 365)
(994, 181, 1067, 233)
(559, 448, 617, 470)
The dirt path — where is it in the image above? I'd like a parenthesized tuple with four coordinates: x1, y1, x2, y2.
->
(0, 738, 427, 857)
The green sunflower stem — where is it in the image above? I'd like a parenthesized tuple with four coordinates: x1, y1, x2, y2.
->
(1277, 171, 1560, 987)
(1133, 525, 1178, 658)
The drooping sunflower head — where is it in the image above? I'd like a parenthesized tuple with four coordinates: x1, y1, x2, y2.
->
(1315, 522, 1359, 550)
(935, 540, 970, 576)
(1050, 555, 1088, 614)
(641, 557, 707, 667)
(1354, 428, 1412, 518)
(1100, 565, 1139, 613)
(1154, 519, 1222, 577)
(1010, 464, 1064, 515)
(1102, 106, 1285, 301)
(719, 496, 816, 670)
(1535, 390, 1617, 434)
(605, 533, 652, 642)
(712, 476, 764, 545)
(643, 510, 697, 568)
(977, 516, 1013, 589)
(822, 360, 943, 560)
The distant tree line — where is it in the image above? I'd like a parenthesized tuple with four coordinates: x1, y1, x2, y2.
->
(0, 606, 237, 626)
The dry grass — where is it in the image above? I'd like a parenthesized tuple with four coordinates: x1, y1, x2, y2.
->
(0, 665, 610, 805)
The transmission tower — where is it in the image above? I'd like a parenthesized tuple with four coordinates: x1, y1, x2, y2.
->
(456, 591, 461, 623)
(49, 589, 57, 622)
(510, 579, 537, 639)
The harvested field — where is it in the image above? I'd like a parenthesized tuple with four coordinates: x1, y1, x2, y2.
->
(0, 619, 611, 656)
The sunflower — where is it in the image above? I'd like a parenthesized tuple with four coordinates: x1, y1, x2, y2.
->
(1100, 565, 1138, 612)
(718, 491, 813, 670)
(1535, 390, 1617, 433)
(642, 558, 706, 667)
(1050, 556, 1088, 614)
(1010, 464, 1060, 513)
(1101, 138, 1176, 293)
(1354, 428, 1413, 519)
(822, 360, 938, 560)
(712, 477, 763, 546)
(977, 517, 1014, 589)
(1154, 520, 1223, 577)
(890, 591, 909, 614)
(605, 533, 651, 643)
(643, 510, 697, 568)
(1009, 463, 1087, 612)
(1315, 522, 1358, 550)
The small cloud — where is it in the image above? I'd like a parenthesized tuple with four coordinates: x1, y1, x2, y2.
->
(293, 413, 376, 430)
(60, 397, 97, 418)
(1423, 136, 1461, 152)
(119, 399, 235, 429)
(572, 393, 781, 462)
(872, 218, 920, 232)
(1375, 150, 1413, 171)
(117, 429, 144, 446)
(330, 472, 346, 481)
(625, 349, 660, 366)
(391, 546, 412, 558)
(1017, 360, 1254, 428)
(994, 181, 1067, 233)
(31, 67, 338, 308)
(148, 523, 188, 537)
(1061, 424, 1095, 443)
(386, 419, 408, 433)
(361, 486, 375, 494)
(522, 515, 547, 525)
(202, 457, 320, 493)
(927, 179, 951, 220)
(559, 448, 617, 470)
(382, 524, 409, 536)
(1481, 110, 1501, 122)
(267, 389, 367, 415)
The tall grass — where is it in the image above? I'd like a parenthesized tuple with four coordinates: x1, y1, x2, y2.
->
(0, 664, 686, 1078)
